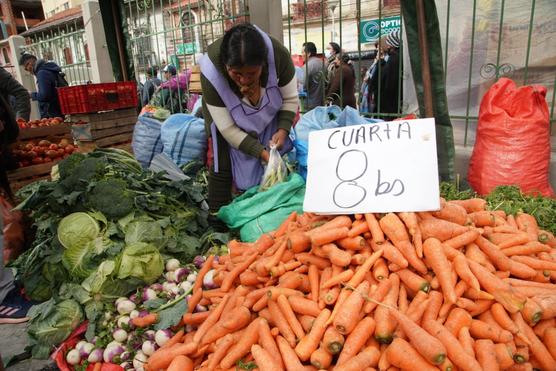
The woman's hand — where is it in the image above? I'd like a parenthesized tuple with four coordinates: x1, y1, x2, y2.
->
(260, 149, 270, 163)
(270, 128, 288, 150)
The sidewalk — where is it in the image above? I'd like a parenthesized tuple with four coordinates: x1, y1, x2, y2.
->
(0, 323, 53, 370)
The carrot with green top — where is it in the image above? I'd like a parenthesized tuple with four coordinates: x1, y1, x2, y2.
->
(334, 281, 370, 334)
(521, 299, 543, 326)
(310, 346, 333, 369)
(386, 338, 437, 371)
(449, 198, 486, 213)
(373, 257, 389, 281)
(323, 326, 345, 354)
(336, 316, 376, 365)
(396, 268, 430, 293)
(374, 274, 399, 344)
(512, 311, 556, 371)
(495, 342, 516, 369)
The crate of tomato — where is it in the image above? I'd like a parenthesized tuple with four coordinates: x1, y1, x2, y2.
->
(8, 138, 76, 190)
(17, 116, 71, 140)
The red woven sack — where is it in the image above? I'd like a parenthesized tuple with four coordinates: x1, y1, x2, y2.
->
(468, 78, 554, 196)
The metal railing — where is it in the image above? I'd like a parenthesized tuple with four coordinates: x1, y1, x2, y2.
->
(124, 0, 249, 113)
(21, 19, 92, 86)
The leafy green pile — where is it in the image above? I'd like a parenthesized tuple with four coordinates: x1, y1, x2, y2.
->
(12, 149, 227, 357)
(440, 182, 556, 234)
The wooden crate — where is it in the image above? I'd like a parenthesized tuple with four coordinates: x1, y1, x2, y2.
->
(8, 160, 60, 191)
(189, 65, 202, 93)
(71, 108, 137, 148)
(18, 124, 71, 140)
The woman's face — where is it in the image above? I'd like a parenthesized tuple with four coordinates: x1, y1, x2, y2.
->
(226, 65, 263, 95)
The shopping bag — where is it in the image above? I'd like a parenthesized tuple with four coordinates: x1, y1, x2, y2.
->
(259, 144, 287, 192)
(468, 78, 553, 196)
(160, 113, 207, 166)
(131, 115, 164, 168)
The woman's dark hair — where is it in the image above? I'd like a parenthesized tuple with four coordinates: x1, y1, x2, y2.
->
(329, 42, 341, 54)
(303, 42, 317, 57)
(220, 23, 267, 67)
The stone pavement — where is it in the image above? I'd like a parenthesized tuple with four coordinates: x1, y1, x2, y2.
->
(0, 323, 54, 370)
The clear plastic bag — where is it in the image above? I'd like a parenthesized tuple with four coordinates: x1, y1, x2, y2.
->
(259, 144, 287, 192)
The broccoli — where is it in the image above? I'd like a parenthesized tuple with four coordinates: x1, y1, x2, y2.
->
(85, 178, 135, 220)
(58, 153, 86, 179)
(59, 157, 107, 191)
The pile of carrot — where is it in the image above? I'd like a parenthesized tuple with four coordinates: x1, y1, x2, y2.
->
(144, 198, 556, 371)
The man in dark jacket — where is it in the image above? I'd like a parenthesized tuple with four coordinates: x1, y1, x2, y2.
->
(19, 52, 64, 118)
(0, 67, 30, 121)
(142, 66, 162, 106)
(370, 30, 402, 121)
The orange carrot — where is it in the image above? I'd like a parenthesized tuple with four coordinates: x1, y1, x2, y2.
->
(370, 240, 409, 269)
(389, 308, 447, 364)
(380, 213, 427, 274)
(166, 355, 194, 371)
(453, 254, 480, 291)
(422, 320, 482, 371)
(374, 274, 399, 344)
(398, 212, 423, 257)
(365, 213, 385, 244)
(474, 339, 498, 371)
(497, 233, 532, 249)
(221, 252, 259, 292)
(423, 238, 457, 304)
(469, 319, 513, 342)
(422, 290, 443, 323)
(420, 218, 469, 241)
(348, 219, 370, 237)
(287, 296, 321, 317)
(132, 313, 158, 328)
(502, 242, 551, 257)
(206, 334, 235, 370)
(277, 294, 305, 340)
(337, 236, 367, 250)
(532, 294, 556, 320)
(323, 326, 345, 355)
(194, 255, 215, 292)
(469, 211, 496, 227)
(321, 269, 354, 289)
(276, 335, 305, 371)
(433, 202, 468, 225)
(299, 315, 315, 333)
(310, 346, 333, 369)
(311, 227, 350, 246)
(521, 299, 543, 326)
(200, 305, 251, 345)
(347, 250, 383, 287)
(515, 213, 539, 235)
(264, 240, 288, 271)
(544, 328, 556, 360)
(364, 277, 392, 314)
(296, 253, 331, 270)
(160, 330, 184, 350)
(322, 243, 352, 266)
(334, 281, 370, 334)
(490, 303, 524, 339)
(220, 318, 262, 369)
(334, 345, 380, 371)
(512, 313, 556, 370)
(295, 308, 331, 361)
(336, 316, 376, 365)
(443, 229, 480, 249)
(274, 211, 297, 238)
(457, 326, 475, 358)
(495, 342, 516, 370)
(267, 299, 296, 347)
(287, 231, 311, 253)
(251, 344, 283, 371)
(372, 257, 389, 281)
(444, 307, 472, 336)
(449, 198, 487, 213)
(386, 338, 437, 371)
(146, 342, 198, 371)
(396, 268, 430, 293)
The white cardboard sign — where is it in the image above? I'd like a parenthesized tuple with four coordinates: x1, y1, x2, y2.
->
(303, 118, 440, 214)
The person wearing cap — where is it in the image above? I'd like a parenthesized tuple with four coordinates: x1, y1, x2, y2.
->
(157, 64, 188, 113)
(370, 29, 402, 120)
(18, 52, 64, 118)
(199, 23, 299, 210)
(142, 66, 162, 106)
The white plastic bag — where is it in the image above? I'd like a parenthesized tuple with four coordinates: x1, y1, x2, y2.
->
(259, 144, 287, 192)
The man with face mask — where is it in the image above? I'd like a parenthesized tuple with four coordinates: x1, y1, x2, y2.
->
(325, 42, 341, 86)
(370, 30, 402, 120)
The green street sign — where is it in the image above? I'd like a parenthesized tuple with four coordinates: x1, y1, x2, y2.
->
(360, 16, 401, 44)
(176, 42, 197, 55)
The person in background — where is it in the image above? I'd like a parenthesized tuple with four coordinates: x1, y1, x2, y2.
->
(142, 66, 162, 106)
(0, 67, 30, 121)
(158, 64, 188, 113)
(325, 42, 341, 83)
(18, 52, 65, 118)
(326, 53, 356, 109)
(200, 23, 298, 210)
(370, 30, 402, 120)
(0, 68, 32, 325)
(301, 42, 327, 110)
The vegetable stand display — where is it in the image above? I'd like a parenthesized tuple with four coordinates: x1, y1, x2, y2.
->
(70, 108, 138, 153)
(42, 191, 556, 371)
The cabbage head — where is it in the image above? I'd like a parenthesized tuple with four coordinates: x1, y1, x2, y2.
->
(124, 220, 166, 246)
(117, 242, 163, 284)
(57, 212, 100, 249)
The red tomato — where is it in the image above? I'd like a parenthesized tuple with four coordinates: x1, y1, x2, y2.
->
(58, 149, 65, 156)
(31, 157, 43, 165)
(27, 150, 37, 159)
(49, 144, 59, 150)
(43, 157, 53, 163)
(65, 145, 75, 153)
(25, 143, 33, 151)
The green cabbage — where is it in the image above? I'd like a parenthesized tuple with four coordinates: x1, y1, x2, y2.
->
(117, 242, 163, 284)
(57, 212, 100, 249)
(124, 219, 166, 246)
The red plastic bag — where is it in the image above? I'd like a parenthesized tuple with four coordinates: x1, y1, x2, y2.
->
(52, 321, 88, 371)
(1, 196, 25, 263)
(468, 78, 554, 196)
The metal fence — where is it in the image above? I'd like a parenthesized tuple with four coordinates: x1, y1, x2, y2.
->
(123, 0, 555, 144)
(21, 19, 92, 86)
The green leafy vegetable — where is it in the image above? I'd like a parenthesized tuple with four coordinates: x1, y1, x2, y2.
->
(57, 212, 100, 249)
(153, 299, 187, 331)
(117, 242, 164, 284)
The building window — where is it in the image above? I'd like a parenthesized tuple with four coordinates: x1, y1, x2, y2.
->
(63, 47, 73, 65)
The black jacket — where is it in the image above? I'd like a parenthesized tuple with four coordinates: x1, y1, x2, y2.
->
(0, 67, 31, 121)
(370, 49, 402, 120)
(32, 60, 63, 118)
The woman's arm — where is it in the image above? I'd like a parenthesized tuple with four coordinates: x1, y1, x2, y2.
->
(0, 68, 31, 121)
